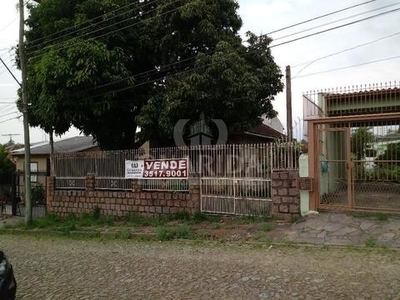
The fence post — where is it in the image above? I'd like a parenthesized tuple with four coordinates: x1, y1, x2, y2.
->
(189, 173, 201, 213)
(85, 173, 96, 191)
(11, 172, 17, 216)
(46, 176, 55, 213)
(132, 179, 141, 193)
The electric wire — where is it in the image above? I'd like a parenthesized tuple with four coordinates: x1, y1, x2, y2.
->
(26, 0, 160, 50)
(27, 0, 379, 61)
(72, 6, 400, 100)
(272, 1, 400, 42)
(292, 30, 400, 77)
(269, 7, 400, 48)
(27, 0, 182, 60)
(265, 0, 376, 35)
(11, 0, 400, 111)
(0, 111, 19, 119)
(0, 115, 22, 125)
(294, 54, 400, 79)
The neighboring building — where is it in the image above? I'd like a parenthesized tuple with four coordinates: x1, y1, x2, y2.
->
(364, 131, 400, 170)
(262, 116, 285, 133)
(229, 117, 285, 144)
(11, 136, 98, 200)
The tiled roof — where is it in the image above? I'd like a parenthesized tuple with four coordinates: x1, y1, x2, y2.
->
(12, 136, 97, 156)
(246, 124, 286, 139)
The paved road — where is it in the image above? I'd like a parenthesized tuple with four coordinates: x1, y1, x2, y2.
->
(1, 235, 399, 300)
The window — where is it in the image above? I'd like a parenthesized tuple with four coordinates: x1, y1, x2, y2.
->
(31, 162, 38, 182)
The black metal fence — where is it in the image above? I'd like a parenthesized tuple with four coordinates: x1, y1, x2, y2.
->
(1, 172, 47, 219)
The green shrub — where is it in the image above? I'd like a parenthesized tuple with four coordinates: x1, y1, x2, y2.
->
(168, 211, 191, 221)
(93, 206, 101, 220)
(125, 212, 164, 227)
(28, 214, 61, 229)
(156, 226, 194, 241)
(115, 229, 132, 239)
(31, 183, 46, 205)
(261, 223, 274, 232)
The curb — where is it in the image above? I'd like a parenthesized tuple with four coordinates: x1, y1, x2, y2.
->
(1, 228, 399, 251)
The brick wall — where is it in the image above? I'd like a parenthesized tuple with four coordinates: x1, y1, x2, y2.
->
(271, 170, 300, 219)
(46, 174, 200, 218)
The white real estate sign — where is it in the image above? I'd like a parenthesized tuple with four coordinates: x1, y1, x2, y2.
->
(125, 158, 189, 179)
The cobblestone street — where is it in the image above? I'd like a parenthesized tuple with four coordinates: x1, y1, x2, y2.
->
(1, 235, 399, 300)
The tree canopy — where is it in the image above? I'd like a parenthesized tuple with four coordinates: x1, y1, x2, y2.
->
(22, 0, 283, 150)
(351, 127, 375, 160)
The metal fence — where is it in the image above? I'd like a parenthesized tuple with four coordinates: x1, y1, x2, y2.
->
(303, 82, 400, 121)
(53, 142, 300, 192)
(1, 172, 47, 219)
(305, 83, 400, 213)
(200, 144, 277, 215)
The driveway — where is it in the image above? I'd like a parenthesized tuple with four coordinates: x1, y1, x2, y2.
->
(1, 235, 399, 299)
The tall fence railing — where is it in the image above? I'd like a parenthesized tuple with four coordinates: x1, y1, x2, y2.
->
(53, 142, 300, 191)
(303, 82, 400, 120)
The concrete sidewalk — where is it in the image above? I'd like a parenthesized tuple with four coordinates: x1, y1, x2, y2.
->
(0, 215, 24, 229)
(278, 212, 400, 248)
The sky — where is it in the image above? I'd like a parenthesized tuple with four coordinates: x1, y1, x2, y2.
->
(1, 0, 400, 144)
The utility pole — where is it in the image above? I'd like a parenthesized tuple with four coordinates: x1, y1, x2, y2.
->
(18, 0, 32, 224)
(285, 65, 293, 141)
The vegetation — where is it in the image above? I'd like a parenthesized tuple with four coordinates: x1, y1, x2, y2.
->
(21, 0, 283, 149)
(376, 142, 400, 165)
(351, 127, 375, 160)
(0, 144, 15, 184)
(31, 183, 46, 205)
(156, 226, 194, 241)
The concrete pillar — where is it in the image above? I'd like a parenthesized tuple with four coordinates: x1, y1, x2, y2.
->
(299, 154, 310, 216)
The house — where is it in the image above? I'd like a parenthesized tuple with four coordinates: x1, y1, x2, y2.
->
(228, 117, 286, 144)
(10, 136, 99, 201)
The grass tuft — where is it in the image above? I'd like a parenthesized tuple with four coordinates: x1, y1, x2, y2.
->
(156, 226, 194, 241)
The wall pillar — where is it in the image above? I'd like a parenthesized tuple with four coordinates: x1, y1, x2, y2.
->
(85, 173, 96, 191)
(271, 170, 300, 220)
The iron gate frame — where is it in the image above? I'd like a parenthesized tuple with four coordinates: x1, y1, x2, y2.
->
(198, 143, 290, 216)
(308, 113, 400, 214)
(316, 126, 352, 211)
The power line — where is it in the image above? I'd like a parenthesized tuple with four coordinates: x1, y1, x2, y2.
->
(0, 106, 16, 115)
(266, 0, 376, 35)
(73, 6, 400, 98)
(29, 0, 373, 61)
(26, 0, 160, 50)
(0, 16, 18, 34)
(270, 7, 400, 48)
(0, 111, 19, 119)
(0, 56, 20, 86)
(22, 0, 400, 108)
(0, 115, 22, 125)
(294, 54, 400, 79)
(273, 2, 400, 42)
(28, 0, 182, 60)
(292, 30, 400, 77)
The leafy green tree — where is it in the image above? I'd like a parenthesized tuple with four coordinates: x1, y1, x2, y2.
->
(376, 142, 400, 165)
(350, 127, 374, 160)
(0, 144, 15, 184)
(22, 0, 283, 149)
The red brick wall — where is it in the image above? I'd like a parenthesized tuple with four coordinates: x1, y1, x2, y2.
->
(46, 175, 200, 218)
(271, 170, 300, 219)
